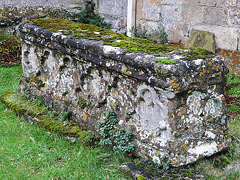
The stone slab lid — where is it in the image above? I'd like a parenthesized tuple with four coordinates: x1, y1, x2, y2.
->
(19, 19, 228, 93)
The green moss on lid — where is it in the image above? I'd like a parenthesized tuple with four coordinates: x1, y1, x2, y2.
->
(156, 58, 179, 64)
(29, 18, 177, 55)
(28, 18, 215, 60)
(181, 48, 215, 60)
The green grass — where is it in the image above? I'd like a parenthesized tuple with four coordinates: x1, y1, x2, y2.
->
(226, 74, 240, 96)
(0, 65, 131, 179)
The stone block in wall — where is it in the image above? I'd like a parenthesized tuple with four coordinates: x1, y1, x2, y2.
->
(215, 0, 226, 8)
(98, 0, 127, 17)
(96, 0, 127, 31)
(225, 0, 238, 7)
(160, 0, 183, 5)
(226, 7, 240, 26)
(182, 5, 205, 24)
(182, 0, 216, 6)
(19, 19, 230, 167)
(136, 0, 160, 21)
(204, 7, 227, 26)
(192, 24, 239, 51)
(135, 19, 160, 33)
(159, 5, 182, 26)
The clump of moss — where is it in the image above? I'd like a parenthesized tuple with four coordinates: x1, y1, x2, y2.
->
(181, 48, 215, 60)
(137, 175, 146, 180)
(62, 91, 69, 96)
(30, 18, 118, 41)
(109, 38, 177, 55)
(29, 18, 177, 55)
(213, 156, 230, 168)
(78, 97, 89, 109)
(156, 58, 179, 64)
(1, 92, 45, 117)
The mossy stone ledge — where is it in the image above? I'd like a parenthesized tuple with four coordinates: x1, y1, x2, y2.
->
(0, 92, 92, 145)
(19, 18, 230, 167)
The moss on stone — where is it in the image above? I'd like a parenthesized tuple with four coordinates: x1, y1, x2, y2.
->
(180, 48, 215, 60)
(156, 58, 179, 64)
(62, 91, 69, 96)
(137, 175, 146, 180)
(29, 18, 215, 60)
(29, 18, 177, 55)
(78, 97, 88, 109)
(0, 92, 93, 144)
(1, 92, 45, 116)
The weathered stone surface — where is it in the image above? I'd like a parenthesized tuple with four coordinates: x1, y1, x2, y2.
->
(185, 29, 215, 53)
(19, 20, 230, 167)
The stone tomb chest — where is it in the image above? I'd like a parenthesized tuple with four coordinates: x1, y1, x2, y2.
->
(19, 19, 230, 167)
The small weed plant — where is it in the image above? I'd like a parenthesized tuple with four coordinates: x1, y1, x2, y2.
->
(98, 110, 135, 154)
(154, 155, 171, 171)
(130, 25, 168, 44)
(76, 1, 111, 29)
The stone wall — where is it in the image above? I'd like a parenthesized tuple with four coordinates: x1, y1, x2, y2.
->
(93, 0, 240, 51)
(93, 0, 128, 33)
(18, 19, 230, 167)
(136, 0, 240, 51)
